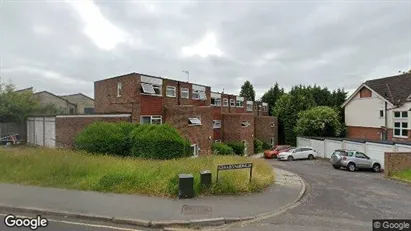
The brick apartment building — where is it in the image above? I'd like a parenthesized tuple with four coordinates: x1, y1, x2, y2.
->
(94, 72, 277, 155)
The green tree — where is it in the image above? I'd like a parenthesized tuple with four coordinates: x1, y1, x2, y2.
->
(273, 91, 316, 145)
(0, 82, 40, 123)
(295, 106, 342, 137)
(239, 80, 256, 101)
(261, 82, 285, 116)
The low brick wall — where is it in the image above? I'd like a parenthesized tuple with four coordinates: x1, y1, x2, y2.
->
(384, 152, 411, 176)
(55, 114, 131, 147)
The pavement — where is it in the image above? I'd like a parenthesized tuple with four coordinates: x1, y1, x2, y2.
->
(224, 158, 411, 231)
(0, 166, 304, 229)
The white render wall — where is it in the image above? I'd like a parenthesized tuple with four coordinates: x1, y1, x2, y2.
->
(344, 93, 386, 128)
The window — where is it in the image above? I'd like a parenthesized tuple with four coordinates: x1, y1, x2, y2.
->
(84, 107, 94, 114)
(246, 101, 253, 111)
(270, 122, 275, 127)
(230, 99, 235, 107)
(192, 85, 206, 100)
(211, 98, 221, 106)
(141, 83, 162, 96)
(140, 115, 162, 124)
(213, 120, 221, 129)
(394, 111, 409, 138)
(258, 105, 262, 111)
(223, 98, 228, 107)
(355, 152, 368, 159)
(236, 99, 244, 107)
(166, 86, 176, 97)
(192, 90, 200, 100)
(181, 88, 189, 99)
(394, 122, 408, 137)
(380, 110, 384, 118)
(214, 139, 221, 143)
(189, 117, 201, 126)
(199, 91, 207, 100)
(117, 82, 122, 97)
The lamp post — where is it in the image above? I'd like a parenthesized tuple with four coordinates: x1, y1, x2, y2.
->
(182, 70, 189, 82)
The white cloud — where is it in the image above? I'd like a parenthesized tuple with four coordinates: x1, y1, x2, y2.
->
(32, 25, 51, 35)
(182, 32, 224, 58)
(66, 0, 132, 51)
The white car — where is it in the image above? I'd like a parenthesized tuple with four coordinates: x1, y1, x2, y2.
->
(277, 147, 317, 161)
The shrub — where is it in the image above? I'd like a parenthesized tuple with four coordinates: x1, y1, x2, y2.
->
(130, 124, 191, 159)
(75, 122, 133, 156)
(262, 141, 271, 150)
(254, 139, 264, 153)
(226, 142, 245, 155)
(212, 143, 234, 155)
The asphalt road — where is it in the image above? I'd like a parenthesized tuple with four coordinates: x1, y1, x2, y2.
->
(0, 213, 156, 231)
(227, 158, 411, 231)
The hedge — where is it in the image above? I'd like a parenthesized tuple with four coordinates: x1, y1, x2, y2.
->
(226, 142, 245, 155)
(130, 124, 192, 159)
(212, 143, 234, 155)
(74, 122, 137, 156)
(254, 139, 264, 153)
(262, 141, 271, 150)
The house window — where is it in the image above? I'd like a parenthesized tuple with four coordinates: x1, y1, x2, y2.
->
(211, 97, 221, 106)
(246, 101, 253, 111)
(230, 99, 235, 107)
(189, 117, 202, 126)
(181, 88, 189, 99)
(192, 85, 206, 100)
(236, 99, 244, 107)
(213, 120, 221, 129)
(141, 83, 162, 96)
(242, 121, 250, 127)
(270, 122, 275, 127)
(223, 98, 228, 107)
(117, 82, 122, 97)
(380, 110, 384, 118)
(393, 111, 408, 138)
(214, 139, 221, 143)
(140, 115, 162, 124)
(166, 86, 176, 97)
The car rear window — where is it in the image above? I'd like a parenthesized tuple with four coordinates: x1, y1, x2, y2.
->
(333, 150, 348, 156)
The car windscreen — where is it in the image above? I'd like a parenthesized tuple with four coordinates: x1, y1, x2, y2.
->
(333, 150, 347, 156)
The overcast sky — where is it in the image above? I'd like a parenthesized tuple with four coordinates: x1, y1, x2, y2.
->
(1, 0, 410, 99)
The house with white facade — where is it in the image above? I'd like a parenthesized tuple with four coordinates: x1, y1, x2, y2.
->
(342, 72, 411, 142)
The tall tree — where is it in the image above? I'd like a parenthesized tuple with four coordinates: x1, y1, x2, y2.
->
(295, 106, 342, 137)
(273, 90, 316, 145)
(239, 80, 256, 101)
(261, 82, 284, 116)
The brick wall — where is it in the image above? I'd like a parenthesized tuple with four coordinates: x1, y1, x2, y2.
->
(384, 152, 411, 176)
(140, 95, 163, 116)
(163, 105, 213, 155)
(55, 115, 131, 147)
(255, 116, 278, 146)
(359, 87, 372, 98)
(347, 126, 382, 140)
(222, 113, 254, 155)
(94, 73, 140, 122)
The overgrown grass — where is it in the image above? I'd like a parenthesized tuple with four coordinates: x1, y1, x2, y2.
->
(391, 169, 411, 182)
(0, 147, 274, 197)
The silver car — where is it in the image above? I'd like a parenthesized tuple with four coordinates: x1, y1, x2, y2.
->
(330, 149, 381, 172)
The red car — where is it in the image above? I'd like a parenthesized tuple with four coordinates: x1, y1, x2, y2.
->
(264, 145, 293, 159)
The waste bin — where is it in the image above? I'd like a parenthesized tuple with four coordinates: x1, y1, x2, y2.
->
(200, 170, 211, 189)
(178, 174, 194, 199)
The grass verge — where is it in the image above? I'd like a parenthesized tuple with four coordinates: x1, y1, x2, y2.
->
(391, 169, 411, 183)
(0, 146, 274, 197)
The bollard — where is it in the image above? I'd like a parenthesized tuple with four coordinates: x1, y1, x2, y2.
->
(200, 170, 212, 189)
(178, 174, 194, 199)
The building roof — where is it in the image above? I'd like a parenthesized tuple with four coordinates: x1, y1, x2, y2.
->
(60, 93, 94, 101)
(364, 72, 411, 105)
(34, 91, 77, 106)
(15, 87, 33, 93)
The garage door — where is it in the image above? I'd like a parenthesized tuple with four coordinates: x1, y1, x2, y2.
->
(325, 140, 342, 158)
(344, 141, 365, 153)
(297, 137, 310, 147)
(365, 143, 394, 169)
(311, 139, 325, 158)
(396, 144, 411, 152)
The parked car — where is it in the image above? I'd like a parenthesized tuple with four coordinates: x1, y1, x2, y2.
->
(264, 145, 292, 159)
(330, 149, 381, 172)
(277, 147, 317, 161)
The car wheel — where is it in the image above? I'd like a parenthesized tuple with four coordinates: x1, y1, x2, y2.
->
(287, 155, 294, 161)
(333, 165, 340, 169)
(347, 162, 356, 172)
(308, 154, 314, 160)
(372, 163, 381, 172)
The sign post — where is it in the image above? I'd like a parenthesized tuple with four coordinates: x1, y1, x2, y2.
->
(216, 163, 253, 183)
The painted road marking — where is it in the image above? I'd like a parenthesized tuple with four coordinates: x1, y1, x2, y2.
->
(0, 213, 143, 231)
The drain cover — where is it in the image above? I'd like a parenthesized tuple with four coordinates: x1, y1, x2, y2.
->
(181, 205, 212, 215)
